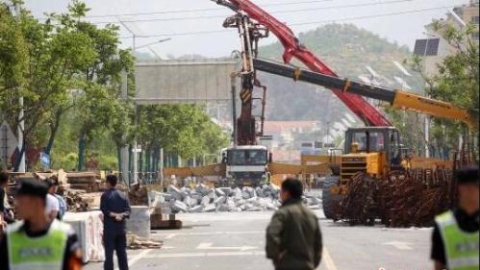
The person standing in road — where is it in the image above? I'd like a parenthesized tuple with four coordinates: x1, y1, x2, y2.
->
(0, 179, 83, 270)
(48, 176, 67, 220)
(431, 166, 479, 270)
(266, 178, 322, 270)
(101, 175, 131, 270)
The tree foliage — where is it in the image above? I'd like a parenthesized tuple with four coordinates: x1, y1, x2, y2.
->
(0, 1, 228, 171)
(404, 20, 479, 159)
(137, 104, 228, 160)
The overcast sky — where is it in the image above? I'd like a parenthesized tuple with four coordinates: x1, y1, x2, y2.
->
(23, 0, 470, 58)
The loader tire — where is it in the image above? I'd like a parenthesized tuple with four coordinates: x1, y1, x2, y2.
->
(322, 176, 342, 220)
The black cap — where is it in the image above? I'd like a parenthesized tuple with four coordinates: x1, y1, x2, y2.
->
(456, 166, 479, 185)
(46, 177, 59, 188)
(16, 179, 48, 199)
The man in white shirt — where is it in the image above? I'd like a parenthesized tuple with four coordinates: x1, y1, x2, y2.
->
(45, 193, 59, 221)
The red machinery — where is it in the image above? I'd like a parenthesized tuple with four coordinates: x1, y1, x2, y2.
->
(214, 0, 393, 145)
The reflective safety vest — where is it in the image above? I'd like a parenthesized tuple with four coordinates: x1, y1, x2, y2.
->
(435, 211, 479, 270)
(7, 219, 70, 270)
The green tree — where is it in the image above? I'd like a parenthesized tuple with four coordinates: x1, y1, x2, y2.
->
(137, 104, 228, 172)
(406, 20, 479, 160)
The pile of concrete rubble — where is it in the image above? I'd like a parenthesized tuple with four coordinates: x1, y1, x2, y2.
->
(150, 184, 322, 214)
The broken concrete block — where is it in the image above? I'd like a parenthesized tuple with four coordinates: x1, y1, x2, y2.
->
(188, 205, 204, 213)
(255, 187, 265, 198)
(215, 188, 226, 197)
(219, 187, 232, 196)
(170, 200, 188, 213)
(168, 185, 182, 200)
(190, 193, 203, 201)
(201, 196, 210, 206)
(214, 196, 227, 205)
(205, 204, 216, 212)
(183, 196, 198, 208)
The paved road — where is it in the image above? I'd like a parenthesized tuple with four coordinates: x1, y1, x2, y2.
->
(85, 209, 433, 270)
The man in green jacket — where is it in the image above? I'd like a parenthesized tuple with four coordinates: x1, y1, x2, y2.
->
(266, 178, 322, 270)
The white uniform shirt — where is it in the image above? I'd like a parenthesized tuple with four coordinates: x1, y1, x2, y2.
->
(45, 194, 60, 216)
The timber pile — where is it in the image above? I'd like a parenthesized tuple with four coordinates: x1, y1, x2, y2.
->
(126, 233, 163, 250)
(67, 172, 100, 193)
(65, 190, 102, 212)
(128, 183, 149, 206)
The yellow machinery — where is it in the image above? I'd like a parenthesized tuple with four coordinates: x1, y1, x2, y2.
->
(251, 59, 477, 224)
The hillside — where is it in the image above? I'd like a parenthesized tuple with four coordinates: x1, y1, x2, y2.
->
(256, 24, 422, 123)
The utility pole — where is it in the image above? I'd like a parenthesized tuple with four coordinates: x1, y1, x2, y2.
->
(15, 2, 25, 173)
(423, 32, 434, 158)
(231, 75, 238, 147)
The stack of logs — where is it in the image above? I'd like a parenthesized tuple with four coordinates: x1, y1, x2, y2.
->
(128, 183, 149, 206)
(64, 190, 102, 212)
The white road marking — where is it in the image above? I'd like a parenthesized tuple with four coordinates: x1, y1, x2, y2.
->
(154, 231, 264, 237)
(197, 242, 258, 251)
(165, 233, 177, 239)
(323, 248, 339, 270)
(143, 251, 266, 259)
(382, 241, 413, 250)
(114, 249, 152, 270)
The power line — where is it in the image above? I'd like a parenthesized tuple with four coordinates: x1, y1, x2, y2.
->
(67, 0, 353, 19)
(92, 0, 415, 24)
(289, 4, 459, 26)
(121, 4, 459, 38)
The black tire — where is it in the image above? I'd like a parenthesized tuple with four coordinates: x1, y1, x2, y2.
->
(322, 176, 342, 220)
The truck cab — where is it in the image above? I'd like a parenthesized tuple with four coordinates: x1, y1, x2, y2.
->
(221, 145, 269, 187)
(338, 127, 404, 185)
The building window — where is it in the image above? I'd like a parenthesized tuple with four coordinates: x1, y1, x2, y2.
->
(472, 16, 480, 24)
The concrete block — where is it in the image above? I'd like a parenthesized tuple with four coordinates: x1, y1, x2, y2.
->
(170, 200, 188, 213)
(242, 192, 251, 199)
(188, 205, 204, 213)
(214, 196, 227, 205)
(219, 187, 233, 196)
(215, 188, 226, 197)
(190, 193, 203, 201)
(236, 199, 247, 206)
(168, 185, 182, 200)
(201, 196, 210, 206)
(183, 196, 198, 208)
(205, 204, 216, 212)
(255, 187, 265, 198)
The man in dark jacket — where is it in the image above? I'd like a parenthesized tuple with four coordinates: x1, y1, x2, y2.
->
(266, 178, 322, 270)
(100, 175, 131, 270)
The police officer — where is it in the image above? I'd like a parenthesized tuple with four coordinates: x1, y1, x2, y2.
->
(0, 179, 83, 270)
(100, 175, 131, 270)
(431, 166, 479, 270)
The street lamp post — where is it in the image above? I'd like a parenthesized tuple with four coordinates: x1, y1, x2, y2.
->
(423, 32, 435, 158)
(119, 20, 171, 185)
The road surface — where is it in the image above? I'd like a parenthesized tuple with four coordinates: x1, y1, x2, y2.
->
(85, 209, 433, 270)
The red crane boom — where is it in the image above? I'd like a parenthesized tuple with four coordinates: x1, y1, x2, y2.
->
(214, 0, 393, 127)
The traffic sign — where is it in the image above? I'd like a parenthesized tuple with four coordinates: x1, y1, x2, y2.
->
(0, 122, 18, 168)
(40, 152, 50, 170)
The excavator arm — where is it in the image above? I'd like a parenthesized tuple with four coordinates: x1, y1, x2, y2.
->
(253, 58, 476, 128)
(213, 0, 392, 127)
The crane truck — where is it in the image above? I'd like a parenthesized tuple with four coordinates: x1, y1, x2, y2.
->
(164, 0, 476, 225)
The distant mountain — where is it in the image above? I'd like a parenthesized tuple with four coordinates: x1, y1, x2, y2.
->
(256, 23, 422, 124)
